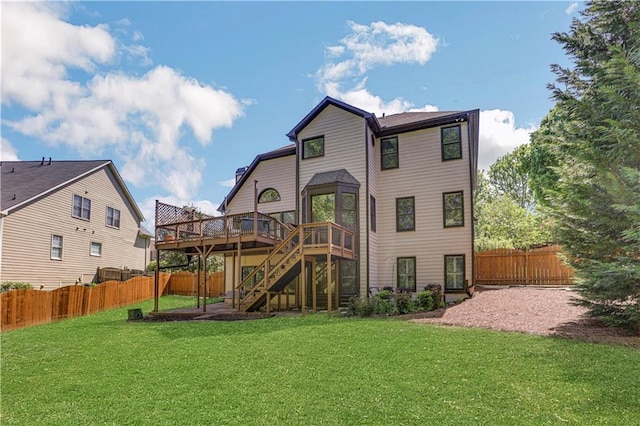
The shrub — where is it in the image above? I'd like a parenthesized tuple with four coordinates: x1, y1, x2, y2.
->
(424, 284, 445, 309)
(417, 290, 434, 311)
(1, 282, 33, 293)
(347, 296, 378, 317)
(395, 292, 416, 314)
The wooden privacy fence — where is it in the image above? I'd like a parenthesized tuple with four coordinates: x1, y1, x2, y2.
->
(1, 274, 171, 332)
(168, 271, 224, 297)
(475, 245, 574, 286)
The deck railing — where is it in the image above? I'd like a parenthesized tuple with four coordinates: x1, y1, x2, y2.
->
(155, 201, 291, 245)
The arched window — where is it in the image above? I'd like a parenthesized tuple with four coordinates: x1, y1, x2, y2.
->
(258, 188, 281, 203)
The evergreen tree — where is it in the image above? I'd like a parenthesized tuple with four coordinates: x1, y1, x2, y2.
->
(531, 1, 640, 332)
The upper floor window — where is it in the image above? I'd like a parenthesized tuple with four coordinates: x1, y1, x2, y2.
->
(51, 235, 63, 260)
(258, 188, 281, 203)
(441, 125, 462, 161)
(73, 194, 91, 220)
(106, 207, 121, 229)
(443, 191, 464, 227)
(397, 257, 416, 292)
(302, 136, 324, 159)
(381, 136, 399, 170)
(396, 196, 415, 232)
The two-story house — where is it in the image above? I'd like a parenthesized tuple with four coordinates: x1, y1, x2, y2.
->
(153, 96, 478, 312)
(217, 96, 478, 307)
(0, 159, 151, 289)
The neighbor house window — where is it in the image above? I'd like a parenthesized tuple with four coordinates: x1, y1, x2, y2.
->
(397, 257, 416, 292)
(445, 255, 465, 291)
(302, 136, 324, 159)
(381, 136, 399, 170)
(90, 242, 102, 257)
(396, 196, 415, 232)
(443, 191, 464, 227)
(73, 194, 91, 220)
(258, 188, 281, 203)
(370, 195, 376, 232)
(51, 235, 63, 260)
(441, 125, 462, 161)
(106, 207, 120, 228)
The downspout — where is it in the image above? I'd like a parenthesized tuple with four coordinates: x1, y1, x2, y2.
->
(466, 111, 477, 298)
(364, 123, 370, 298)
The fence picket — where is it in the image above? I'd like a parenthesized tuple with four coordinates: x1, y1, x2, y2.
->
(474, 246, 574, 286)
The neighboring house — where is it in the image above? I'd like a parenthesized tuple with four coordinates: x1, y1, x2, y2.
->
(154, 96, 479, 311)
(0, 159, 151, 290)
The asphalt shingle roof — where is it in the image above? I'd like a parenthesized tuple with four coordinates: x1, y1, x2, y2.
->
(305, 169, 360, 187)
(1, 160, 110, 212)
(377, 111, 464, 129)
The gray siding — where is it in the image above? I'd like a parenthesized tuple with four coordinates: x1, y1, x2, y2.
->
(297, 105, 368, 296)
(0, 167, 148, 289)
(375, 123, 473, 291)
(225, 155, 296, 215)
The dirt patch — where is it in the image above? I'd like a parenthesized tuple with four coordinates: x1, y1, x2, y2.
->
(410, 287, 639, 349)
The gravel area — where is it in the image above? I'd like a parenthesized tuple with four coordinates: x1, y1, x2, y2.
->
(411, 287, 639, 348)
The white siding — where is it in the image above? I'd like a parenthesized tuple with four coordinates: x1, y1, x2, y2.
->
(226, 155, 296, 215)
(366, 125, 378, 296)
(297, 105, 368, 296)
(0, 167, 147, 289)
(375, 123, 473, 292)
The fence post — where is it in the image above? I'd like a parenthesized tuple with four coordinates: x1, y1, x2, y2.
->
(525, 248, 529, 285)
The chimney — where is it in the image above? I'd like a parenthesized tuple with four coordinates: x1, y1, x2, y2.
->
(235, 166, 248, 184)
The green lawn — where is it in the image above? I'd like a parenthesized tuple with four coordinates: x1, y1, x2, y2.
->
(2, 296, 639, 425)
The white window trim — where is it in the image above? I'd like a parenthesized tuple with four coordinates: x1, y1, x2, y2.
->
(51, 234, 63, 260)
(90, 241, 102, 257)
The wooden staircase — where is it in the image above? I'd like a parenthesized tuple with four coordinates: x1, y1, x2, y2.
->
(236, 222, 355, 312)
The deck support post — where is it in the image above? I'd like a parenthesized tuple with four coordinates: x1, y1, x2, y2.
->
(236, 236, 242, 308)
(300, 255, 306, 315)
(231, 252, 236, 309)
(153, 248, 160, 312)
(312, 257, 317, 312)
(327, 253, 332, 317)
(196, 256, 201, 308)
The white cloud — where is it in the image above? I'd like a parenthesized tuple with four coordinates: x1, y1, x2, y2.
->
(1, 138, 20, 161)
(2, 3, 244, 202)
(566, 2, 578, 15)
(317, 21, 440, 115)
(478, 109, 536, 171)
(220, 178, 237, 188)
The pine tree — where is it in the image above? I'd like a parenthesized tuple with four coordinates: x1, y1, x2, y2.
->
(531, 1, 640, 332)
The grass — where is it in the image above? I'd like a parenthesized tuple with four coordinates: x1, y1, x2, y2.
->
(2, 296, 639, 425)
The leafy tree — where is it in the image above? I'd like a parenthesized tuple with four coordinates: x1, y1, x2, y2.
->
(530, 1, 640, 331)
(147, 253, 223, 274)
(488, 144, 536, 210)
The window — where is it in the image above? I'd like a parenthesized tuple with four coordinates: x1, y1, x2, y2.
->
(73, 194, 91, 220)
(258, 188, 281, 203)
(381, 136, 399, 170)
(281, 211, 296, 225)
(443, 191, 464, 227)
(302, 136, 324, 159)
(445, 255, 465, 291)
(106, 207, 120, 228)
(90, 242, 102, 257)
(370, 195, 376, 232)
(341, 193, 357, 227)
(396, 196, 415, 232)
(442, 125, 462, 161)
(51, 235, 63, 260)
(397, 257, 416, 292)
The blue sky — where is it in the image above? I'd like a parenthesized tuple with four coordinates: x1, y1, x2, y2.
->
(1, 1, 582, 225)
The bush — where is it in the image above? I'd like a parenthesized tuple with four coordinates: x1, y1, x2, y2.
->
(1, 282, 33, 293)
(395, 292, 416, 314)
(424, 284, 445, 309)
(417, 290, 434, 311)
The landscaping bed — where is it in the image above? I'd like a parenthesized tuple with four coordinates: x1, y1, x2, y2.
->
(410, 287, 640, 348)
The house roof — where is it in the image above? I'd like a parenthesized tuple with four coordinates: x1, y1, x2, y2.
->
(217, 144, 296, 213)
(0, 159, 145, 221)
(377, 111, 463, 128)
(286, 96, 377, 141)
(305, 169, 360, 187)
